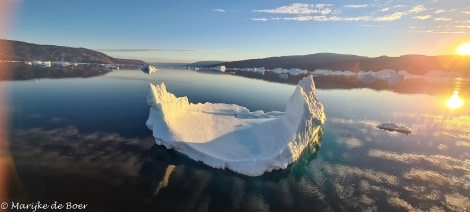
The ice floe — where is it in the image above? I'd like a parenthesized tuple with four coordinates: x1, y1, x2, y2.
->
(377, 123, 411, 134)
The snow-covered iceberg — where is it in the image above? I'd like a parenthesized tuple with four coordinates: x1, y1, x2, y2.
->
(146, 75, 326, 176)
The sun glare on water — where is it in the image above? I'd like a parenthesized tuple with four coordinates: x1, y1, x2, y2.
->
(457, 43, 470, 55)
(446, 91, 464, 110)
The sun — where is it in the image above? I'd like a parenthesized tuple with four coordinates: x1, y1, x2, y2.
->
(457, 43, 470, 55)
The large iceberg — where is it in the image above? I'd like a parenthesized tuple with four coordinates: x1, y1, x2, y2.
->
(146, 75, 326, 176)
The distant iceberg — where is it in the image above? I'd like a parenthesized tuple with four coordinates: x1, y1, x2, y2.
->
(146, 75, 326, 176)
(141, 65, 158, 74)
(377, 123, 411, 134)
(212, 65, 226, 72)
(356, 73, 376, 83)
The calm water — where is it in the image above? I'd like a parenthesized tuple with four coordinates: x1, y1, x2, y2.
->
(4, 68, 470, 211)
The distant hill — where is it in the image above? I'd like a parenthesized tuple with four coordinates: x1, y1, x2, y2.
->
(186, 61, 226, 67)
(211, 53, 470, 75)
(0, 39, 146, 65)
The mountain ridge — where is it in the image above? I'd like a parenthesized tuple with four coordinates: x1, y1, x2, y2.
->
(208, 53, 470, 75)
(0, 39, 146, 65)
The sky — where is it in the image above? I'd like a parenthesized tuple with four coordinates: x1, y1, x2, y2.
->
(3, 0, 470, 62)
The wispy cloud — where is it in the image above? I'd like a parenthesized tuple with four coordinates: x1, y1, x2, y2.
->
(213, 8, 225, 13)
(434, 17, 452, 21)
(408, 5, 427, 13)
(253, 3, 332, 15)
(344, 4, 369, 9)
(283, 15, 372, 22)
(375, 12, 405, 21)
(252, 17, 268, 22)
(252, 3, 430, 22)
(250, 2, 469, 31)
(412, 29, 467, 34)
(378, 5, 406, 13)
(413, 15, 431, 20)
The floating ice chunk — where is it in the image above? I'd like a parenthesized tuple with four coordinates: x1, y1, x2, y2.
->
(377, 123, 411, 134)
(357, 73, 377, 83)
(141, 65, 158, 74)
(271, 68, 290, 74)
(311, 69, 356, 76)
(146, 75, 326, 176)
(289, 68, 308, 76)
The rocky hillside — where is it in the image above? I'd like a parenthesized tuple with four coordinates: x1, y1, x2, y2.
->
(0, 39, 146, 65)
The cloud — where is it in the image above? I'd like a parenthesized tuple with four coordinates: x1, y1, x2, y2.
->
(380, 7, 391, 12)
(213, 8, 225, 13)
(413, 15, 431, 20)
(315, 4, 333, 9)
(320, 8, 332, 15)
(343, 4, 369, 9)
(378, 5, 406, 13)
(284, 16, 319, 21)
(253, 3, 332, 15)
(374, 12, 405, 21)
(283, 15, 372, 22)
(252, 17, 268, 22)
(408, 5, 427, 13)
(250, 2, 467, 26)
(434, 17, 452, 21)
(252, 3, 426, 22)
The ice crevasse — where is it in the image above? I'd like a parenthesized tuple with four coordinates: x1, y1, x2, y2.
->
(146, 75, 326, 176)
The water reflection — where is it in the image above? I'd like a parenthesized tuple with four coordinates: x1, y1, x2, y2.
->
(8, 125, 324, 211)
(148, 128, 325, 212)
(6, 68, 470, 211)
(446, 91, 464, 110)
(446, 78, 465, 110)
(8, 126, 157, 210)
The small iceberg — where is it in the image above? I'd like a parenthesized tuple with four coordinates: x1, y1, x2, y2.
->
(146, 75, 326, 176)
(377, 123, 411, 134)
(356, 73, 376, 83)
(141, 65, 158, 74)
(105, 65, 119, 71)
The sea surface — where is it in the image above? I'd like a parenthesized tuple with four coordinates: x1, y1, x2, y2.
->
(4, 68, 470, 211)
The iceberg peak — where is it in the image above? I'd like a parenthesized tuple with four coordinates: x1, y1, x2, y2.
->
(146, 75, 326, 176)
